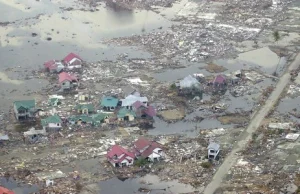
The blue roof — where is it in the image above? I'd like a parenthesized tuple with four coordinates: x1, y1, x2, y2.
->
(100, 96, 118, 107)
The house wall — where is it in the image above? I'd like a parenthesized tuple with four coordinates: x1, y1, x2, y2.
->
(61, 80, 71, 90)
(120, 158, 133, 166)
(48, 123, 62, 128)
(69, 58, 82, 68)
(148, 148, 164, 161)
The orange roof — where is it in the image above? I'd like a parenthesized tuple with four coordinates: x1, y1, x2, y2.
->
(0, 186, 14, 194)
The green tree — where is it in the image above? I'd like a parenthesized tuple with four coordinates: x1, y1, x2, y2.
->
(273, 31, 280, 43)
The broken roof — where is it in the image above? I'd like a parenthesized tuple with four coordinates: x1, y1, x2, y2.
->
(0, 133, 9, 141)
(144, 105, 156, 117)
(117, 108, 136, 118)
(63, 52, 82, 64)
(107, 145, 135, 160)
(121, 95, 148, 107)
(179, 75, 201, 88)
(24, 127, 47, 136)
(14, 100, 35, 110)
(132, 101, 146, 109)
(134, 138, 161, 158)
(100, 96, 119, 107)
(58, 72, 78, 83)
(74, 103, 94, 112)
(41, 115, 62, 126)
(213, 74, 226, 84)
(208, 142, 220, 150)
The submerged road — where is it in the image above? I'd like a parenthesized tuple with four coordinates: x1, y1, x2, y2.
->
(204, 52, 300, 194)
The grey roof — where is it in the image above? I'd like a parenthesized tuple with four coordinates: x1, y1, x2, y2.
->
(179, 75, 201, 88)
(207, 142, 220, 150)
(121, 95, 148, 107)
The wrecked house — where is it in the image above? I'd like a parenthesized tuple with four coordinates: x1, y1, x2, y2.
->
(178, 75, 203, 98)
(117, 108, 136, 121)
(106, 145, 135, 167)
(74, 103, 94, 114)
(44, 60, 64, 73)
(121, 93, 148, 110)
(63, 52, 83, 70)
(207, 142, 220, 160)
(132, 101, 156, 118)
(211, 74, 227, 89)
(41, 115, 62, 131)
(0, 133, 9, 144)
(48, 97, 61, 107)
(100, 96, 119, 111)
(69, 113, 108, 126)
(91, 113, 110, 126)
(69, 115, 93, 125)
(133, 138, 164, 162)
(24, 127, 47, 143)
(58, 72, 78, 91)
(13, 100, 37, 121)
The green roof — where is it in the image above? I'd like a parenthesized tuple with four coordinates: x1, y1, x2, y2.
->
(92, 113, 108, 121)
(69, 115, 94, 123)
(74, 104, 94, 112)
(117, 108, 136, 118)
(14, 100, 35, 110)
(41, 115, 62, 126)
(100, 96, 118, 107)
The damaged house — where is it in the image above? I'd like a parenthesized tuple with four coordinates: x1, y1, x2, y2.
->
(58, 72, 78, 91)
(100, 96, 119, 111)
(24, 127, 47, 143)
(107, 145, 135, 167)
(132, 101, 156, 119)
(121, 93, 148, 110)
(13, 100, 37, 121)
(63, 52, 83, 70)
(178, 75, 203, 99)
(44, 60, 64, 73)
(74, 103, 95, 114)
(41, 115, 62, 131)
(117, 108, 136, 121)
(133, 138, 164, 162)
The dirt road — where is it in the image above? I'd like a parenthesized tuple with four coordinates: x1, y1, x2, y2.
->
(203, 53, 300, 194)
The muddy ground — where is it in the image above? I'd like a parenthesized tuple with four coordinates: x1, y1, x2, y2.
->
(1, 0, 300, 193)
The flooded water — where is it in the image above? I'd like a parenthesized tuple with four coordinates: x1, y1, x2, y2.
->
(0, 0, 171, 110)
(0, 177, 39, 194)
(98, 174, 196, 194)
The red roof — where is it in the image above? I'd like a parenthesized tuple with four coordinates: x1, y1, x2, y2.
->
(133, 101, 146, 109)
(213, 74, 226, 84)
(0, 186, 14, 194)
(58, 72, 78, 83)
(144, 105, 156, 117)
(63, 53, 82, 64)
(134, 138, 161, 158)
(107, 145, 135, 163)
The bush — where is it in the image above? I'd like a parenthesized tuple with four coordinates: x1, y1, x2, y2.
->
(170, 83, 177, 90)
(201, 161, 212, 169)
(134, 158, 149, 167)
